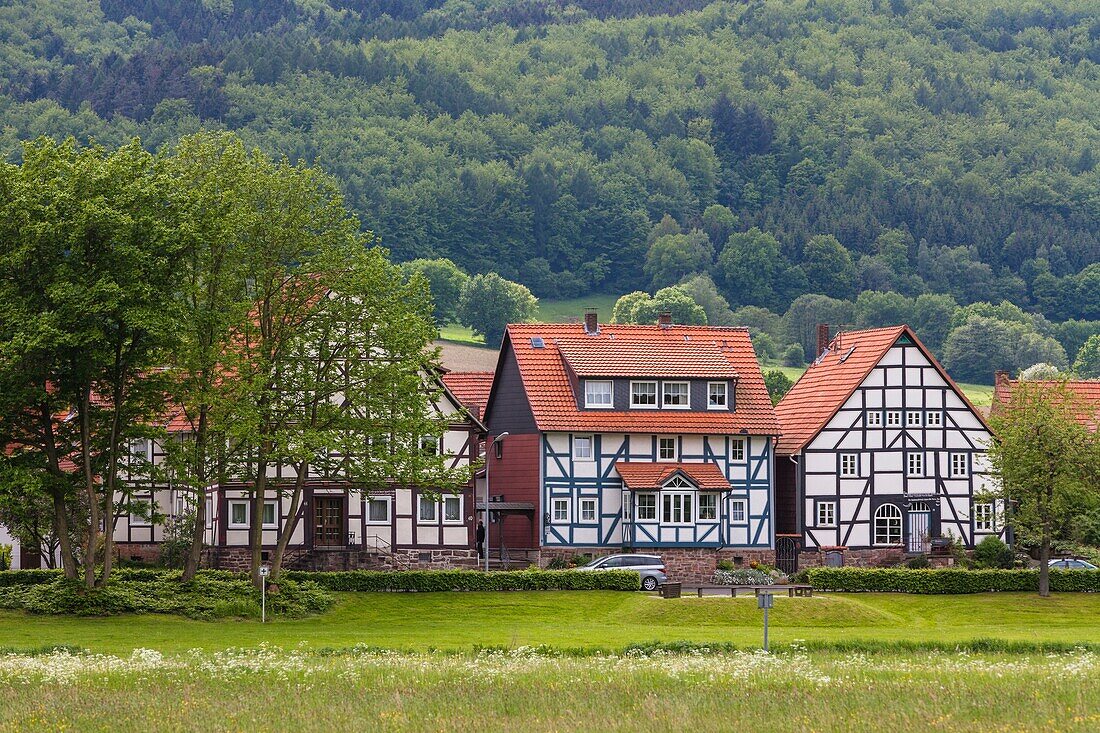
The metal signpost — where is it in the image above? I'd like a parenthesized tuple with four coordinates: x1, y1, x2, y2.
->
(758, 591, 773, 651)
(259, 565, 270, 624)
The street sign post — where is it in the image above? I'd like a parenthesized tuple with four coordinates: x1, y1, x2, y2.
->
(259, 565, 271, 623)
(757, 591, 774, 651)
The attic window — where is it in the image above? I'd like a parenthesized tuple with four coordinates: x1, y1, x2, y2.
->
(530, 337, 544, 348)
(839, 346, 856, 363)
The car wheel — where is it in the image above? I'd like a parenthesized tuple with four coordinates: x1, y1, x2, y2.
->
(642, 576, 659, 591)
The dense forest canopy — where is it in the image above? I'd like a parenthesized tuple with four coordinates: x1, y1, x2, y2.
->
(2, 0, 1099, 367)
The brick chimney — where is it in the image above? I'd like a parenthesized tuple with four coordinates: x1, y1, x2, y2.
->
(583, 308, 599, 335)
(658, 312, 672, 328)
(994, 370, 1011, 388)
(816, 323, 831, 357)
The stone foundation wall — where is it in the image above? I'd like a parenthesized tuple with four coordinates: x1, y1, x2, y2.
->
(796, 547, 959, 568)
(115, 543, 162, 564)
(536, 547, 776, 583)
(202, 546, 478, 572)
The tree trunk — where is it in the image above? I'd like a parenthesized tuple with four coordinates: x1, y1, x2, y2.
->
(51, 492, 76, 579)
(182, 410, 210, 582)
(183, 490, 206, 582)
(1038, 532, 1051, 597)
(270, 469, 307, 580)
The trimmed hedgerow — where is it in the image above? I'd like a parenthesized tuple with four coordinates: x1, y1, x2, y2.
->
(0, 570, 63, 587)
(805, 567, 1100, 593)
(281, 569, 641, 592)
(0, 576, 332, 619)
(0, 568, 245, 587)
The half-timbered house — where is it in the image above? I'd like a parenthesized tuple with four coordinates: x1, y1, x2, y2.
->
(480, 312, 779, 580)
(774, 326, 1000, 569)
(112, 373, 484, 570)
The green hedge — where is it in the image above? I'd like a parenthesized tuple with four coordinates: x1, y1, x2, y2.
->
(281, 569, 641, 592)
(0, 568, 243, 587)
(0, 576, 332, 619)
(0, 570, 62, 587)
(806, 567, 1100, 593)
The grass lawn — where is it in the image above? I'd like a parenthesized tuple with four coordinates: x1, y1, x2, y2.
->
(1, 591, 1098, 655)
(534, 293, 619, 323)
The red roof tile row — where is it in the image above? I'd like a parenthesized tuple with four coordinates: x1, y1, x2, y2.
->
(497, 322, 779, 436)
(613, 461, 730, 490)
(441, 371, 495, 419)
(992, 375, 1100, 432)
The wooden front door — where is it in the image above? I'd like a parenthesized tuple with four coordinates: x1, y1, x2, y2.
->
(314, 497, 344, 547)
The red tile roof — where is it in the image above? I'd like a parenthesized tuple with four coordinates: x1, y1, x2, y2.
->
(496, 322, 778, 435)
(614, 461, 730, 490)
(992, 375, 1100, 432)
(774, 325, 989, 454)
(441, 371, 495, 419)
(555, 338, 738, 378)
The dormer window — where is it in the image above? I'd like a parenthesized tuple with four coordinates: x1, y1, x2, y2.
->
(707, 382, 728, 409)
(630, 381, 658, 408)
(662, 381, 690, 409)
(584, 380, 613, 408)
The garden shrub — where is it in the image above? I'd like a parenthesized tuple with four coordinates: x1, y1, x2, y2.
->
(281, 569, 640, 592)
(972, 537, 1015, 569)
(0, 575, 331, 619)
(805, 567, 1100, 593)
(906, 554, 931, 569)
(546, 556, 569, 570)
(0, 569, 63, 587)
(716, 559, 735, 572)
(712, 568, 772, 586)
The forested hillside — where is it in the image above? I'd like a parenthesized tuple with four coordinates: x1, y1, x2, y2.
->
(2, 0, 1099, 376)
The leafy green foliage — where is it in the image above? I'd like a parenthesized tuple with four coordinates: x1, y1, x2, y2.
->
(763, 369, 794, 405)
(0, 575, 332, 619)
(1073, 334, 1100, 377)
(805, 567, 1100, 593)
(610, 287, 706, 325)
(972, 537, 1016, 569)
(401, 258, 469, 325)
(1, 0, 1098, 328)
(457, 272, 538, 347)
(281, 569, 641, 592)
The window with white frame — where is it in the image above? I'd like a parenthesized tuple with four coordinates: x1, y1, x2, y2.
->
(950, 453, 968, 477)
(866, 411, 882, 427)
(698, 493, 717, 520)
(840, 453, 858, 477)
(662, 381, 690, 408)
(817, 501, 836, 527)
(262, 501, 277, 528)
(552, 497, 569, 522)
(630, 381, 658, 408)
(707, 382, 728, 409)
(657, 436, 677, 461)
(926, 410, 942, 427)
(443, 495, 461, 522)
(731, 437, 745, 461)
(906, 411, 922, 427)
(906, 452, 924, 476)
(367, 498, 389, 523)
(584, 380, 613, 408)
(874, 504, 902, 544)
(418, 496, 437, 522)
(730, 499, 746, 522)
(662, 493, 693, 524)
(974, 502, 994, 531)
(229, 500, 248, 527)
(886, 410, 901, 427)
(636, 493, 656, 520)
(580, 498, 596, 522)
(573, 435, 593, 461)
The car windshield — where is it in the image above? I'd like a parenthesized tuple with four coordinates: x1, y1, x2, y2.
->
(579, 557, 607, 568)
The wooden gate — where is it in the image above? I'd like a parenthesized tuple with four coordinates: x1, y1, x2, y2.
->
(776, 535, 800, 575)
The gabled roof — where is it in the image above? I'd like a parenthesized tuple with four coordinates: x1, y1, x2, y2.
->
(774, 325, 990, 455)
(614, 461, 730, 490)
(441, 371, 495, 420)
(486, 322, 778, 435)
(992, 374, 1100, 432)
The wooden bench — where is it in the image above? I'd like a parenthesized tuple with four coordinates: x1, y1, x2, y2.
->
(682, 584, 813, 598)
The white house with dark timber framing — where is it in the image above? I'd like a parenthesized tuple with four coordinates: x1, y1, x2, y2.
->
(774, 326, 1002, 569)
(111, 371, 485, 571)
